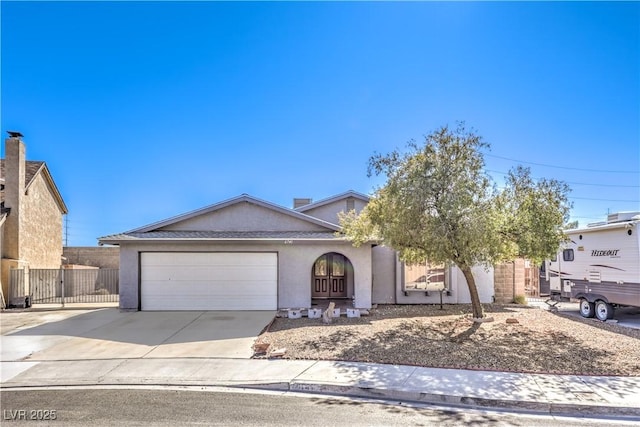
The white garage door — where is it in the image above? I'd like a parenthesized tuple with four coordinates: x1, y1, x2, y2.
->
(141, 252, 277, 311)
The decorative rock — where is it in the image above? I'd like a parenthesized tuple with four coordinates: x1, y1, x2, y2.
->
(323, 302, 336, 324)
(270, 348, 287, 357)
(253, 343, 270, 354)
(472, 316, 495, 323)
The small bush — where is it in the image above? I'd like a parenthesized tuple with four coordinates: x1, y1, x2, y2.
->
(513, 294, 527, 305)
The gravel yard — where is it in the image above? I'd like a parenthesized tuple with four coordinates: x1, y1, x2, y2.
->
(255, 304, 640, 376)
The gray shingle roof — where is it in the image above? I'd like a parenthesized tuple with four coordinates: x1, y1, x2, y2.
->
(0, 160, 45, 202)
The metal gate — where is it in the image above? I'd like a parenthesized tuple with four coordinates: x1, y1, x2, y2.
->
(9, 268, 119, 304)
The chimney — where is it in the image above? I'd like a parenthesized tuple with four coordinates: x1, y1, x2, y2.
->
(293, 198, 312, 209)
(4, 132, 26, 260)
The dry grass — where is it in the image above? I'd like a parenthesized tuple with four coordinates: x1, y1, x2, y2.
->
(254, 304, 640, 376)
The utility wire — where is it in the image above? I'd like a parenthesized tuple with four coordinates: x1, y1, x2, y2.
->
(485, 169, 640, 188)
(484, 153, 640, 174)
(569, 196, 640, 203)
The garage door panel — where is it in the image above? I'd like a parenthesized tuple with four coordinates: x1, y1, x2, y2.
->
(142, 252, 276, 267)
(143, 280, 276, 292)
(142, 266, 276, 282)
(141, 252, 277, 311)
(143, 296, 275, 311)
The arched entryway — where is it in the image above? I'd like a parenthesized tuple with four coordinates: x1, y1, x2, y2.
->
(311, 252, 353, 299)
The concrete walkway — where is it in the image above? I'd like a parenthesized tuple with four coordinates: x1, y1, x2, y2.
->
(1, 308, 639, 418)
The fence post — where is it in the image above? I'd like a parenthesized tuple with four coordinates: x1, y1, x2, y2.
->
(60, 266, 65, 307)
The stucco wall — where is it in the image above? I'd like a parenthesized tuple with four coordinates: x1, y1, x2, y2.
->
(118, 240, 373, 311)
(63, 246, 120, 269)
(372, 245, 396, 304)
(21, 173, 63, 269)
(162, 202, 328, 232)
(300, 198, 368, 225)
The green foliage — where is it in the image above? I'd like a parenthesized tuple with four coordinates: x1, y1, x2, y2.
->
(564, 220, 579, 230)
(513, 294, 528, 305)
(492, 165, 571, 264)
(340, 122, 572, 319)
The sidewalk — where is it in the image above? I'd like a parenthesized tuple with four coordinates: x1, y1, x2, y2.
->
(2, 357, 639, 418)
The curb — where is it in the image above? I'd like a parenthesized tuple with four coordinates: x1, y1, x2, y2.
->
(3, 378, 639, 419)
(250, 381, 640, 418)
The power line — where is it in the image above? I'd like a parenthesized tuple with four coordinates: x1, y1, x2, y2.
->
(484, 153, 640, 174)
(485, 169, 640, 188)
(569, 196, 640, 203)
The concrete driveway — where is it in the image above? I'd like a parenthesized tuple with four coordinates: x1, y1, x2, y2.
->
(1, 309, 275, 366)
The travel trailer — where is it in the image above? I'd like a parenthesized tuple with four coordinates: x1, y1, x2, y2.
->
(540, 212, 640, 321)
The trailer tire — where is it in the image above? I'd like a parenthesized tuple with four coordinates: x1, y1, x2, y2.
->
(594, 300, 614, 321)
(579, 299, 595, 318)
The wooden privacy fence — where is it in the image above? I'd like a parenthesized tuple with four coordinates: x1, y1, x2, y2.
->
(9, 268, 119, 305)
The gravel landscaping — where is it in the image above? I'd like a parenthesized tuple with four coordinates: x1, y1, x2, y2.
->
(254, 304, 640, 376)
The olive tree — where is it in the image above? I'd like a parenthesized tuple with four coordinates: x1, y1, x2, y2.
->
(339, 123, 571, 320)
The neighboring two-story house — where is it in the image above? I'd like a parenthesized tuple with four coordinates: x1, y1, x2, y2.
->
(1, 133, 68, 302)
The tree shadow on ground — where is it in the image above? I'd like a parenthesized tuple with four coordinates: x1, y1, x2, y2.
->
(307, 397, 516, 426)
(292, 315, 640, 376)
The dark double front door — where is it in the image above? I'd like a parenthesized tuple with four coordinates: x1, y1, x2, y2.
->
(312, 253, 348, 298)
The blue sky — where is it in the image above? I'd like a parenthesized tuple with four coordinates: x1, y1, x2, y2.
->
(2, 1, 639, 246)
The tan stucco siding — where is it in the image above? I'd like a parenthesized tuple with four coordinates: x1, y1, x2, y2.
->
(21, 173, 63, 268)
(161, 203, 329, 232)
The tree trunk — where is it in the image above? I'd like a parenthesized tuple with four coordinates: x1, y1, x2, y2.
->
(459, 264, 484, 320)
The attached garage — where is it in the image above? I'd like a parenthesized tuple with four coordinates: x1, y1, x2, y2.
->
(140, 252, 278, 311)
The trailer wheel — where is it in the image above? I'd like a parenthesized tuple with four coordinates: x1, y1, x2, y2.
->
(594, 300, 614, 321)
(579, 299, 595, 318)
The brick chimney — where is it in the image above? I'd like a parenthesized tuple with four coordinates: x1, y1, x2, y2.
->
(4, 133, 26, 260)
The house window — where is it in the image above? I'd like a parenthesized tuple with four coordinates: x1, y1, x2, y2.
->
(404, 261, 446, 291)
(563, 249, 574, 262)
(332, 254, 345, 276)
(314, 256, 327, 276)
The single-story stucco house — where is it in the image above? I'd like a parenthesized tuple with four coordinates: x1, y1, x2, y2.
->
(99, 191, 494, 311)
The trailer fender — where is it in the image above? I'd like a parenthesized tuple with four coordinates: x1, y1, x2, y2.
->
(574, 293, 609, 304)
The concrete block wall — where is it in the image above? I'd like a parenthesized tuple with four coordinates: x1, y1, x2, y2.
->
(63, 246, 120, 269)
(494, 258, 526, 303)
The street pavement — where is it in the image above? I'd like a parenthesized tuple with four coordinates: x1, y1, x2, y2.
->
(1, 307, 639, 418)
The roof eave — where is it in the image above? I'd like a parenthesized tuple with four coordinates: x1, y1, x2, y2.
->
(98, 236, 352, 245)
(25, 163, 68, 214)
(295, 190, 370, 212)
